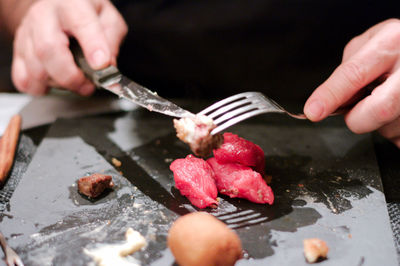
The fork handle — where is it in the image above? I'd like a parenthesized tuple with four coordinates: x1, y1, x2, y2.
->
(289, 105, 352, 120)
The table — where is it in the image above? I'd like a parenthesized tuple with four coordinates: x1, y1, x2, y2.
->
(1, 92, 399, 265)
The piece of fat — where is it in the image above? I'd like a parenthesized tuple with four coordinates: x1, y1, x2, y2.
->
(173, 114, 223, 157)
(84, 228, 146, 266)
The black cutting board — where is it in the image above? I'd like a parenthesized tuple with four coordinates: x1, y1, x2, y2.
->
(1, 111, 397, 265)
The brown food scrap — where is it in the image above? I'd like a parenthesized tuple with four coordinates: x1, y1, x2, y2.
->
(303, 238, 329, 263)
(78, 173, 114, 198)
(0, 115, 22, 186)
(111, 157, 122, 167)
(173, 114, 223, 157)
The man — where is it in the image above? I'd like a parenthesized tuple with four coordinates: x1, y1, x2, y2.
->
(1, 0, 400, 148)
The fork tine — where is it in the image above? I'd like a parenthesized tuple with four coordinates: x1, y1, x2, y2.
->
(198, 92, 256, 116)
(213, 104, 259, 124)
(205, 98, 253, 119)
(211, 109, 267, 135)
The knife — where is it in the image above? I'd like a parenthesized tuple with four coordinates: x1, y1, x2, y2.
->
(71, 40, 193, 118)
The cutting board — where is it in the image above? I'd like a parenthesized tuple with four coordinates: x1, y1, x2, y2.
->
(0, 110, 397, 265)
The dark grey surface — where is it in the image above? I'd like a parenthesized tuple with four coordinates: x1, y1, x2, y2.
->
(0, 111, 398, 265)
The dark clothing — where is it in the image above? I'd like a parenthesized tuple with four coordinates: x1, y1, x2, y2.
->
(113, 0, 400, 102)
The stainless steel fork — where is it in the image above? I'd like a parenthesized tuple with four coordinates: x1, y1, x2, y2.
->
(0, 232, 24, 266)
(198, 91, 345, 135)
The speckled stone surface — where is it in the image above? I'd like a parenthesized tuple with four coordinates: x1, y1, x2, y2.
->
(1, 111, 398, 266)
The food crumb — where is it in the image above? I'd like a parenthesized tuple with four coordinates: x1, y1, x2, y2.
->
(348, 234, 352, 239)
(84, 228, 146, 266)
(77, 173, 114, 198)
(265, 175, 272, 184)
(164, 158, 173, 163)
(112, 158, 122, 167)
(303, 238, 329, 263)
(298, 183, 304, 188)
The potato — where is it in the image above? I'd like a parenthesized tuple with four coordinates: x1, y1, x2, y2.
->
(168, 212, 242, 266)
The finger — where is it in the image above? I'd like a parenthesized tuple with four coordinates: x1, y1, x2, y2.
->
(59, 0, 111, 69)
(13, 22, 48, 95)
(343, 19, 400, 63)
(11, 56, 29, 93)
(99, 1, 128, 63)
(344, 69, 400, 133)
(391, 137, 400, 149)
(378, 116, 400, 140)
(11, 28, 29, 92)
(342, 35, 369, 62)
(304, 34, 397, 121)
(29, 2, 94, 95)
(23, 36, 50, 95)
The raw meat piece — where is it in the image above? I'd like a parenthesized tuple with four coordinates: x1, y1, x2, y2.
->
(170, 155, 218, 208)
(207, 157, 274, 204)
(78, 173, 114, 198)
(173, 114, 223, 157)
(213, 132, 265, 175)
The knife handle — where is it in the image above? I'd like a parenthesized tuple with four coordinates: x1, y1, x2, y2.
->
(70, 38, 121, 88)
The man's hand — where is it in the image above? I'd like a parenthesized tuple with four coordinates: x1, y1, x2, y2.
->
(11, 0, 128, 96)
(304, 19, 400, 148)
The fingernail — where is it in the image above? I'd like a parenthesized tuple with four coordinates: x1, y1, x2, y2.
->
(90, 49, 107, 69)
(305, 100, 324, 120)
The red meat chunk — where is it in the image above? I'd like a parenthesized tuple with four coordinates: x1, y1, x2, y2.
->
(213, 133, 265, 176)
(170, 155, 218, 208)
(207, 157, 274, 204)
(77, 173, 114, 198)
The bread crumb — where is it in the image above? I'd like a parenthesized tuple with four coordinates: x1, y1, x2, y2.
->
(112, 158, 122, 167)
(303, 238, 329, 263)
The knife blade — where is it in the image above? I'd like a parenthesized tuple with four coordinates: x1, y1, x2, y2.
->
(71, 40, 193, 118)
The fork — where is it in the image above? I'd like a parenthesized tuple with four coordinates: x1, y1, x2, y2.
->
(198, 91, 346, 135)
(0, 232, 24, 266)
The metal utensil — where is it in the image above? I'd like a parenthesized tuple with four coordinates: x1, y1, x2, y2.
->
(198, 91, 347, 135)
(0, 232, 24, 266)
(71, 40, 193, 118)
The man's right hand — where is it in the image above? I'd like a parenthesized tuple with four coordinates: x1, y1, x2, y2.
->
(11, 0, 128, 96)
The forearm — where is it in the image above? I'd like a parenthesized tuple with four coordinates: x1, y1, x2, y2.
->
(0, 0, 38, 35)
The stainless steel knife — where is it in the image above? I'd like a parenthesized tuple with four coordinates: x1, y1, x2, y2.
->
(71, 40, 193, 118)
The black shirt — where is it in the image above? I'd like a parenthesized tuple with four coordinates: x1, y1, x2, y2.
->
(113, 0, 400, 101)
